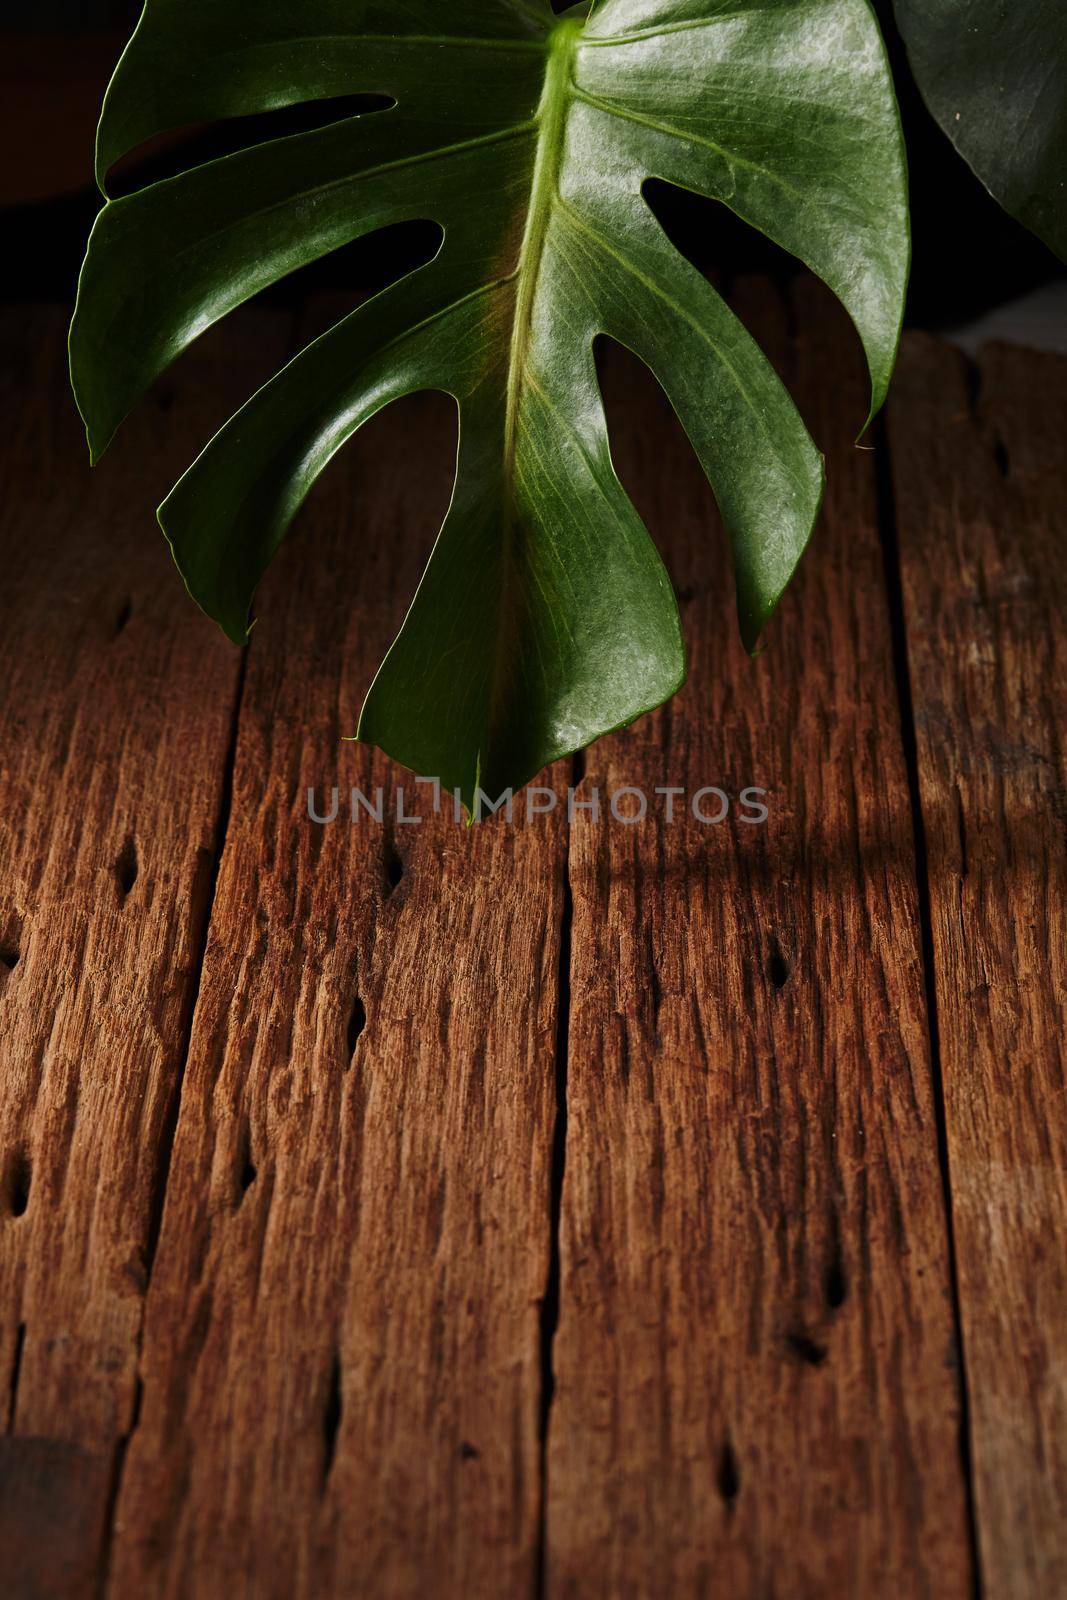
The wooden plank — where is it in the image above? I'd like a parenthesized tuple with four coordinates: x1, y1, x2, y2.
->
(888, 335, 1067, 1598)
(107, 370, 568, 1596)
(545, 280, 974, 1597)
(0, 308, 287, 1588)
(0, 1436, 113, 1600)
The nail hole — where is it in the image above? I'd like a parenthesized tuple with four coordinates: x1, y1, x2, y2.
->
(786, 1331, 828, 1367)
(717, 1441, 740, 1506)
(322, 1352, 342, 1484)
(0, 913, 23, 978)
(458, 1440, 480, 1461)
(993, 435, 1010, 478)
(767, 946, 791, 991)
(825, 1255, 848, 1311)
(113, 598, 133, 638)
(346, 993, 367, 1058)
(115, 835, 139, 898)
(7, 1149, 31, 1218)
(234, 1120, 258, 1202)
(385, 844, 404, 895)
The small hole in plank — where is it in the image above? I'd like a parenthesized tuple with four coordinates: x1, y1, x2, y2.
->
(113, 598, 133, 638)
(384, 844, 404, 895)
(767, 944, 790, 990)
(115, 835, 139, 898)
(717, 1441, 740, 1506)
(993, 435, 1011, 478)
(458, 1440, 480, 1462)
(7, 1149, 31, 1218)
(235, 1122, 257, 1201)
(0, 912, 23, 976)
(786, 1330, 828, 1367)
(322, 1352, 343, 1484)
(825, 1253, 848, 1311)
(347, 993, 367, 1057)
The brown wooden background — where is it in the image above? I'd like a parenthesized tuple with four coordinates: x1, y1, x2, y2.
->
(0, 281, 1063, 1598)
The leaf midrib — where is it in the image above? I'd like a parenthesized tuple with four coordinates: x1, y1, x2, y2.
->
(503, 20, 581, 483)
(479, 18, 582, 787)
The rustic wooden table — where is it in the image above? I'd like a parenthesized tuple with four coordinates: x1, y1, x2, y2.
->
(0, 285, 1062, 1599)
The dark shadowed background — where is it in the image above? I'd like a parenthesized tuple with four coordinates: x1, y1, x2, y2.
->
(2, 1, 1062, 327)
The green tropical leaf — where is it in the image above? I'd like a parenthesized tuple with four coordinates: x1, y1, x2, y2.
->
(71, 0, 908, 809)
(893, 0, 1066, 261)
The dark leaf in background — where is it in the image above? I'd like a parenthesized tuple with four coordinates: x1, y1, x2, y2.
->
(894, 0, 1067, 262)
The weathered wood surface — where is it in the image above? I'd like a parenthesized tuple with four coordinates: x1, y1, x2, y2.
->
(546, 281, 973, 1598)
(105, 367, 568, 1598)
(0, 295, 1061, 1599)
(889, 338, 1067, 1600)
(0, 307, 286, 1592)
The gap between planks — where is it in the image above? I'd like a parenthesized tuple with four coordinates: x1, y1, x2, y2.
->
(872, 413, 983, 1597)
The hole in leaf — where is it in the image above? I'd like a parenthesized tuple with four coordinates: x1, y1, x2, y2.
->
(643, 175, 798, 286)
(267, 219, 442, 315)
(107, 94, 396, 197)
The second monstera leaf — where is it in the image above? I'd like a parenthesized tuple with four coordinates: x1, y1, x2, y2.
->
(72, 0, 908, 807)
(894, 0, 1066, 262)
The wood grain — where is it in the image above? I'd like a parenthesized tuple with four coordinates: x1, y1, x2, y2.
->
(105, 364, 567, 1598)
(3, 295, 1062, 1598)
(545, 280, 974, 1598)
(0, 310, 287, 1590)
(889, 335, 1067, 1599)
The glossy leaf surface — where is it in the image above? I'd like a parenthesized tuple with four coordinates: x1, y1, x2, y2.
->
(895, 0, 1066, 261)
(71, 0, 908, 806)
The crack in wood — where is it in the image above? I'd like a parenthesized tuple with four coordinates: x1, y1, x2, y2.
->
(873, 410, 983, 1591)
(536, 750, 579, 1596)
(97, 643, 253, 1581)
(6, 1322, 25, 1431)
(321, 1352, 343, 1490)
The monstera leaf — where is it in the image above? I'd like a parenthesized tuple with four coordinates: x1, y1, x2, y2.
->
(894, 0, 1067, 261)
(71, 0, 907, 808)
